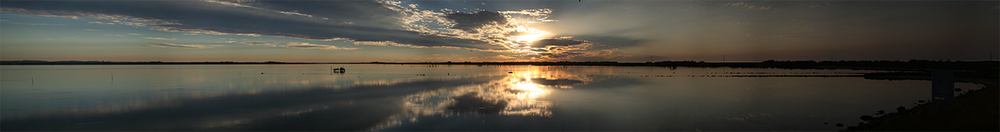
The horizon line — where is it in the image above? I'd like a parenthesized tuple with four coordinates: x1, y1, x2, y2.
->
(2, 59, 997, 63)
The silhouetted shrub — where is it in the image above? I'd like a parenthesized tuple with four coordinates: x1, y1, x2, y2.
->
(860, 115, 874, 121)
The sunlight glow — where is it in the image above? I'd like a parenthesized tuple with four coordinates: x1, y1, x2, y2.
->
(502, 20, 551, 55)
(510, 71, 549, 99)
(510, 26, 550, 43)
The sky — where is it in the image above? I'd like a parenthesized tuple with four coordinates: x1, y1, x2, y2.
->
(1, 0, 997, 62)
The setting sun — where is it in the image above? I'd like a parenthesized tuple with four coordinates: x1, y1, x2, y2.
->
(509, 26, 549, 43)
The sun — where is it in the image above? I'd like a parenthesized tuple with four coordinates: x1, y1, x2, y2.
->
(502, 25, 551, 55)
(508, 26, 550, 43)
(513, 33, 546, 43)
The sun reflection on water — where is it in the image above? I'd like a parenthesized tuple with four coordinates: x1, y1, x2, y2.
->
(513, 81, 546, 98)
(370, 66, 598, 130)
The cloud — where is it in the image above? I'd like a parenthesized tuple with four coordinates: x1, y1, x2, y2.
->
(201, 0, 316, 18)
(151, 27, 262, 37)
(498, 9, 555, 23)
(143, 37, 176, 40)
(104, 33, 140, 37)
(724, 2, 745, 6)
(724, 1, 771, 10)
(145, 42, 215, 49)
(570, 35, 649, 48)
(530, 50, 632, 61)
(459, 55, 521, 61)
(530, 39, 585, 48)
(233, 41, 358, 50)
(498, 9, 552, 17)
(1, 20, 66, 26)
(43, 37, 79, 40)
(352, 41, 502, 52)
(8, 22, 65, 26)
(444, 11, 507, 33)
(0, 7, 180, 26)
(88, 21, 114, 25)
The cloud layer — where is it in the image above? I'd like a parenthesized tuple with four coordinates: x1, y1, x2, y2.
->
(1, 0, 626, 61)
(233, 41, 358, 50)
(0, 1, 500, 50)
(444, 11, 507, 33)
(145, 42, 214, 49)
(143, 37, 176, 40)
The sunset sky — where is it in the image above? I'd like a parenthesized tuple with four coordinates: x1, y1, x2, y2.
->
(1, 0, 997, 62)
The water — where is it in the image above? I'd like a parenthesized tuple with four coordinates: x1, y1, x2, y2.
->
(0, 64, 983, 131)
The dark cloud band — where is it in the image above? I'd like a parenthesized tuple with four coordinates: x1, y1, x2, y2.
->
(0, 0, 504, 51)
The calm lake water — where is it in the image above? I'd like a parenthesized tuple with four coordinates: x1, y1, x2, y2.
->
(0, 64, 983, 131)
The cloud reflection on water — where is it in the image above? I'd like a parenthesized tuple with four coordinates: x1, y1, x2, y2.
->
(6, 65, 979, 131)
(2, 65, 613, 131)
(371, 66, 593, 130)
(0, 72, 504, 122)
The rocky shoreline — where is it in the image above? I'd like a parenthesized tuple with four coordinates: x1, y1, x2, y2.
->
(842, 77, 999, 131)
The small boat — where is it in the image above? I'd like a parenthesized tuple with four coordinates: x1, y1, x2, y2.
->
(330, 66, 346, 73)
(331, 66, 346, 71)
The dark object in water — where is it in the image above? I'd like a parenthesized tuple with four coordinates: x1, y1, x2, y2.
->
(824, 122, 828, 124)
(836, 123, 844, 127)
(955, 88, 962, 92)
(508, 72, 513, 73)
(877, 110, 885, 114)
(918, 100, 926, 103)
(896, 106, 906, 112)
(860, 115, 874, 121)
